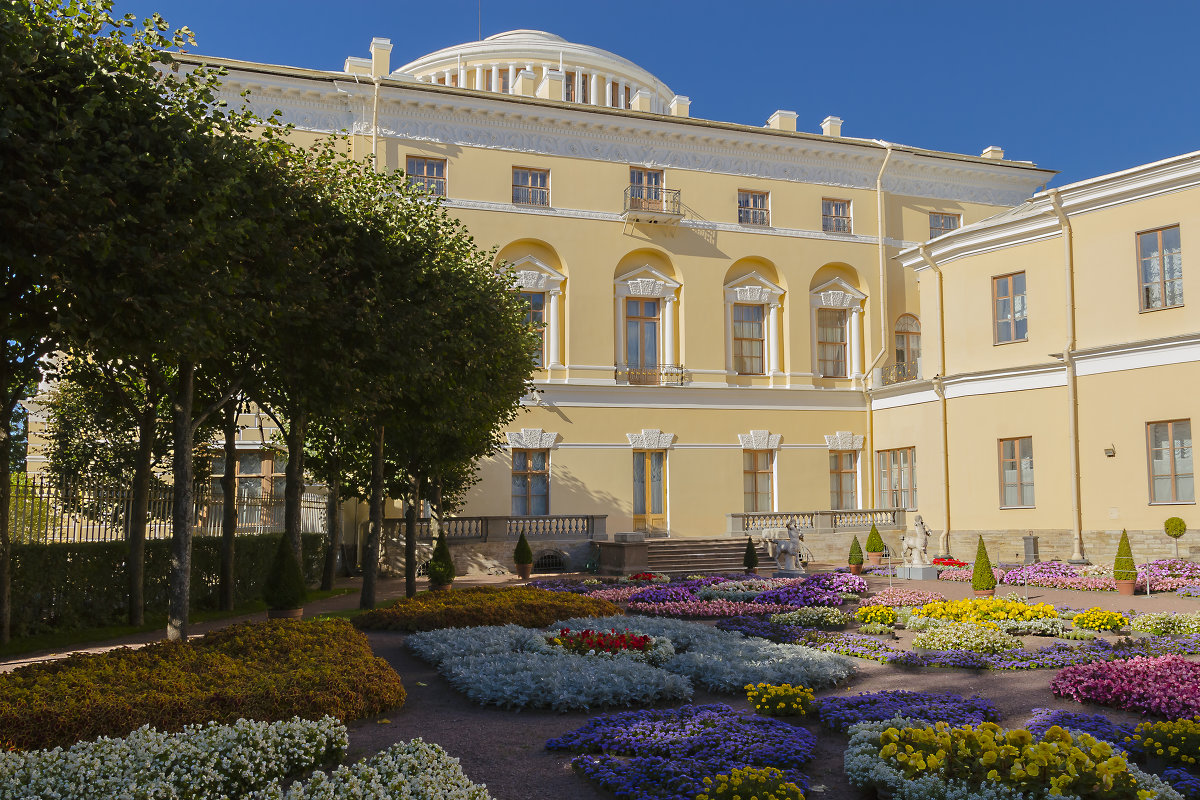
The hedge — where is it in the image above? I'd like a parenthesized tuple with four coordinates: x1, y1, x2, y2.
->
(10, 532, 324, 637)
(0, 619, 405, 751)
(353, 586, 620, 632)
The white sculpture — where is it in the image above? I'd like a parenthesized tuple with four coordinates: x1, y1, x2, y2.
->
(770, 521, 805, 572)
(901, 515, 931, 567)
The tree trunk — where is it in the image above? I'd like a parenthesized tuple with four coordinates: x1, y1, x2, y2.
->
(126, 404, 156, 626)
(0, 413, 12, 645)
(405, 473, 420, 599)
(359, 425, 384, 610)
(284, 409, 306, 563)
(167, 359, 195, 642)
(320, 441, 341, 591)
(219, 399, 238, 611)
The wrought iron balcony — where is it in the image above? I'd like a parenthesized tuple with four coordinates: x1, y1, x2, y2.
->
(881, 360, 921, 385)
(623, 185, 682, 222)
(615, 363, 686, 386)
(738, 207, 770, 226)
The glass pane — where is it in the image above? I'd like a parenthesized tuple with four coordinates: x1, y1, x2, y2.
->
(757, 451, 770, 470)
(644, 300, 658, 317)
(743, 451, 755, 470)
(1142, 255, 1163, 284)
(743, 474, 756, 493)
(626, 320, 639, 365)
(1165, 279, 1184, 306)
(643, 321, 658, 366)
(211, 457, 224, 476)
(532, 474, 549, 496)
(1020, 437, 1033, 462)
(995, 276, 1009, 298)
(1176, 475, 1195, 503)
(842, 453, 855, 470)
(239, 479, 262, 498)
(1001, 439, 1015, 461)
(633, 453, 646, 515)
(1012, 272, 1026, 294)
(626, 299, 639, 316)
(531, 450, 547, 471)
(1004, 484, 1020, 507)
(1175, 422, 1193, 473)
(650, 453, 664, 514)
(756, 473, 771, 493)
(1022, 482, 1035, 507)
(531, 493, 549, 516)
(239, 453, 261, 475)
(1153, 476, 1172, 502)
(513, 451, 527, 471)
(272, 477, 286, 498)
(1144, 283, 1163, 309)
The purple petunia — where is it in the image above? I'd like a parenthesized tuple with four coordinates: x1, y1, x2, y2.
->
(817, 690, 1000, 732)
(1051, 655, 1200, 718)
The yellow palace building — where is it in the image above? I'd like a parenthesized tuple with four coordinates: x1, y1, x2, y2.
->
(174, 30, 1194, 567)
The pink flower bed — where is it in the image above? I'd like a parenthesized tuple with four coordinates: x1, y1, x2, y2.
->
(869, 587, 946, 607)
(1050, 655, 1200, 718)
(1000, 558, 1200, 593)
(937, 567, 1006, 583)
(625, 600, 799, 618)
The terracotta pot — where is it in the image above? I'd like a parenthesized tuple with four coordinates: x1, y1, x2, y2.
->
(973, 589, 995, 597)
(1115, 579, 1136, 596)
(867, 551, 883, 566)
(429, 581, 452, 592)
(848, 563, 863, 575)
(746, 567, 758, 575)
(267, 607, 303, 619)
(515, 563, 532, 579)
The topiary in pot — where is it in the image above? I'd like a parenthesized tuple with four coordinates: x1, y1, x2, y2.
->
(865, 524, 885, 565)
(971, 536, 996, 595)
(848, 535, 864, 575)
(263, 534, 307, 617)
(743, 536, 759, 573)
(513, 532, 534, 579)
(1114, 529, 1137, 595)
(1165, 516, 1187, 559)
(427, 530, 455, 590)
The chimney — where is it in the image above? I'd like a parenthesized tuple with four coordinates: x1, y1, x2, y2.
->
(369, 38, 392, 78)
(669, 95, 690, 117)
(981, 145, 1005, 160)
(537, 69, 565, 101)
(630, 88, 654, 112)
(766, 110, 798, 131)
(821, 115, 843, 137)
(513, 68, 537, 96)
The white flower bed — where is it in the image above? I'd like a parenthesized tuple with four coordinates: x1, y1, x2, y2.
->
(911, 622, 1022, 654)
(0, 716, 347, 800)
(844, 719, 1182, 800)
(409, 616, 853, 709)
(1131, 611, 1200, 635)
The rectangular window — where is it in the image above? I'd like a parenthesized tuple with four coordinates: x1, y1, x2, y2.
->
(999, 437, 1035, 507)
(405, 156, 446, 197)
(829, 451, 857, 510)
(743, 450, 773, 513)
(512, 167, 549, 207)
(733, 304, 765, 374)
(520, 291, 545, 368)
(817, 308, 848, 377)
(738, 190, 770, 226)
(876, 447, 917, 509)
(822, 198, 852, 234)
(511, 449, 550, 515)
(929, 212, 961, 239)
(1148, 419, 1194, 503)
(625, 298, 659, 384)
(993, 271, 1028, 343)
(1138, 225, 1184, 310)
(611, 82, 631, 108)
(563, 71, 590, 103)
(629, 167, 664, 211)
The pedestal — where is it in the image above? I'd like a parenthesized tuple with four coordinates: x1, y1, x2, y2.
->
(896, 565, 940, 581)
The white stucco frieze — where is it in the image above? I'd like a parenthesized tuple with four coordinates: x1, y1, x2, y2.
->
(824, 431, 864, 451)
(627, 429, 676, 449)
(738, 429, 782, 450)
(506, 428, 559, 449)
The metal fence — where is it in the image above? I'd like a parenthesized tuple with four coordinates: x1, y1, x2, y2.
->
(7, 474, 326, 544)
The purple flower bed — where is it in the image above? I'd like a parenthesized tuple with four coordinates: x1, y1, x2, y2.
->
(755, 580, 842, 607)
(1023, 707, 1136, 752)
(1162, 768, 1200, 800)
(628, 586, 699, 604)
(546, 704, 814, 800)
(814, 572, 869, 594)
(1051, 655, 1200, 718)
(716, 616, 904, 663)
(816, 690, 1001, 733)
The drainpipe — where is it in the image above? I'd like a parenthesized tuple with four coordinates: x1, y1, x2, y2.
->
(1048, 190, 1086, 563)
(371, 77, 381, 172)
(864, 142, 895, 508)
(919, 245, 953, 557)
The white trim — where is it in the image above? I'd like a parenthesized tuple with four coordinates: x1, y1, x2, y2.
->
(1075, 336, 1200, 376)
(871, 387, 940, 410)
(737, 429, 783, 449)
(942, 365, 1066, 399)
(527, 383, 867, 410)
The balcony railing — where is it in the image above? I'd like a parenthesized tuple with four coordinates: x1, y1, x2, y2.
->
(408, 175, 446, 197)
(881, 360, 921, 385)
(623, 185, 682, 220)
(385, 514, 607, 542)
(738, 207, 770, 226)
(727, 508, 907, 535)
(615, 363, 686, 386)
(512, 186, 549, 207)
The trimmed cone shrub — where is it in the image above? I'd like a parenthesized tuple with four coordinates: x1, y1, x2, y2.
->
(744, 537, 759, 570)
(1114, 530, 1136, 581)
(865, 524, 884, 553)
(514, 532, 534, 566)
(428, 530, 455, 586)
(263, 534, 307, 610)
(971, 536, 996, 591)
(1165, 516, 1187, 539)
(848, 536, 864, 566)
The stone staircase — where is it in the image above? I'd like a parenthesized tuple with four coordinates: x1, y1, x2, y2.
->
(645, 537, 770, 575)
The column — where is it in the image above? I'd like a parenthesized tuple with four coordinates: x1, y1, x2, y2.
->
(849, 306, 863, 381)
(472, 65, 482, 90)
(507, 63, 515, 93)
(442, 69, 452, 86)
(490, 64, 499, 93)
(617, 78, 626, 108)
(457, 63, 466, 88)
(590, 72, 600, 106)
(663, 296, 677, 366)
(573, 70, 582, 103)
(768, 302, 781, 374)
(603, 75, 612, 107)
(614, 297, 625, 370)
(548, 289, 563, 367)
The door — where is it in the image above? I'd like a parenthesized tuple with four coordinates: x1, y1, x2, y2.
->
(633, 450, 666, 532)
(629, 168, 664, 211)
(625, 298, 660, 384)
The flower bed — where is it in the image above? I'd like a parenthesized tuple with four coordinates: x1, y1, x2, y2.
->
(1132, 717, 1200, 768)
(1072, 607, 1129, 631)
(353, 586, 619, 632)
(869, 587, 946, 607)
(854, 605, 897, 625)
(817, 691, 1000, 732)
(911, 622, 1023, 654)
(844, 720, 1181, 800)
(717, 616, 906, 663)
(546, 627, 676, 667)
(745, 682, 815, 717)
(626, 599, 799, 618)
(937, 566, 1006, 583)
(999, 559, 1200, 593)
(911, 596, 1058, 624)
(769, 606, 852, 629)
(0, 620, 405, 751)
(546, 704, 814, 800)
(1132, 612, 1200, 636)
(1052, 655, 1200, 718)
(1024, 708, 1136, 750)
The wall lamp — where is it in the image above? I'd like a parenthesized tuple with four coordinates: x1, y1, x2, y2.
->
(1104, 445, 1116, 458)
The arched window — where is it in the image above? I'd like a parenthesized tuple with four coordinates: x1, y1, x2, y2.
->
(886, 314, 921, 384)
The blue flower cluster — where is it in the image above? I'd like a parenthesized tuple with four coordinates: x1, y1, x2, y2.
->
(546, 704, 815, 800)
(1163, 767, 1200, 800)
(1023, 708, 1136, 752)
(817, 691, 1001, 733)
(755, 580, 842, 607)
(628, 586, 699, 604)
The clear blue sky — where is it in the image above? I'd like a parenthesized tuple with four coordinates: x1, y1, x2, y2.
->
(115, 0, 1200, 187)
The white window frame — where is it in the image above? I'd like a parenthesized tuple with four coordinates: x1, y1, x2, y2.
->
(810, 278, 867, 381)
(723, 272, 785, 377)
(614, 266, 681, 382)
(510, 256, 566, 369)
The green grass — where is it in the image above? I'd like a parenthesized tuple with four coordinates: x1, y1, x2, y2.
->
(0, 588, 353, 659)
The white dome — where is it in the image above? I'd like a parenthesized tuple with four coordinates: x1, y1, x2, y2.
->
(395, 29, 676, 113)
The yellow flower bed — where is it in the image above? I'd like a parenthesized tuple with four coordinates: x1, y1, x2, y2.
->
(1071, 607, 1128, 632)
(854, 605, 897, 626)
(697, 766, 805, 800)
(744, 682, 815, 717)
(911, 596, 1058, 624)
(1131, 716, 1200, 768)
(879, 722, 1152, 799)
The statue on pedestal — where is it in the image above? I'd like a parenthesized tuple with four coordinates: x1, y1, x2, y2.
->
(770, 521, 805, 573)
(901, 515, 931, 567)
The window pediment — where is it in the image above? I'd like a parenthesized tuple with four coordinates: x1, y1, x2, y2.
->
(616, 265, 680, 299)
(810, 277, 866, 308)
(509, 255, 566, 291)
(506, 428, 559, 449)
(724, 271, 784, 305)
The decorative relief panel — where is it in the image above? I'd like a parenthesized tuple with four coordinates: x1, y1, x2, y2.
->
(515, 270, 549, 290)
(627, 429, 676, 449)
(738, 430, 782, 450)
(824, 431, 864, 451)
(627, 278, 667, 297)
(734, 286, 770, 303)
(506, 428, 559, 449)
(819, 290, 855, 308)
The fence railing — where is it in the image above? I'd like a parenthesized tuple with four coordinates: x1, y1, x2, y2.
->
(7, 474, 326, 544)
(383, 514, 607, 543)
(727, 508, 907, 535)
(615, 363, 687, 386)
(624, 185, 682, 216)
